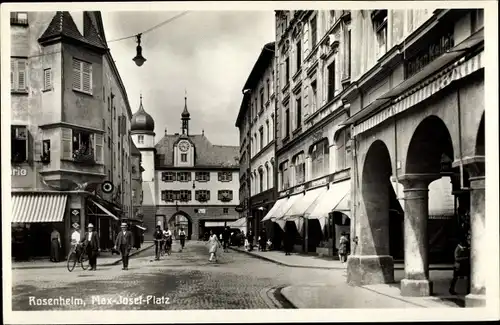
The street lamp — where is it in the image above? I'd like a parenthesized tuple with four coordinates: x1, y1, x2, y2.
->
(132, 34, 146, 67)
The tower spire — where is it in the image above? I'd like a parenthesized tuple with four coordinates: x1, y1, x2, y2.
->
(181, 90, 190, 135)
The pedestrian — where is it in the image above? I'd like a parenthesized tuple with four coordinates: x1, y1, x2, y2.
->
(114, 223, 133, 270)
(259, 229, 267, 251)
(247, 230, 254, 252)
(283, 223, 293, 256)
(153, 225, 163, 260)
(222, 227, 230, 252)
(179, 227, 187, 250)
(163, 227, 173, 255)
(70, 223, 82, 257)
(50, 227, 62, 262)
(338, 232, 349, 263)
(81, 223, 100, 271)
(449, 236, 471, 295)
(207, 229, 222, 262)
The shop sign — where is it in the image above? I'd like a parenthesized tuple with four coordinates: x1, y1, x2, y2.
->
(11, 166, 28, 176)
(70, 209, 80, 224)
(279, 189, 292, 198)
(404, 29, 454, 78)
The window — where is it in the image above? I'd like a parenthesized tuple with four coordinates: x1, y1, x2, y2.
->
(311, 80, 318, 112)
(41, 139, 51, 162)
(372, 10, 388, 57)
(132, 189, 136, 198)
(266, 79, 270, 101)
(43, 68, 52, 91)
(195, 190, 210, 202)
(11, 126, 28, 162)
(72, 58, 92, 94)
(296, 96, 302, 129)
(260, 88, 264, 111)
(114, 107, 116, 120)
(284, 106, 290, 137)
(327, 62, 335, 102)
(293, 152, 306, 184)
(195, 172, 210, 182)
(176, 172, 191, 182)
(178, 190, 191, 202)
(259, 127, 264, 150)
(108, 136, 111, 149)
(223, 208, 229, 214)
(161, 190, 176, 202)
(266, 120, 270, 145)
(279, 161, 290, 190)
(162, 172, 175, 182)
(181, 153, 187, 162)
(218, 190, 233, 202)
(310, 139, 330, 179)
(10, 12, 28, 25)
(218, 171, 232, 182)
(296, 40, 302, 71)
(347, 29, 352, 78)
(60, 128, 103, 163)
(138, 135, 144, 144)
(259, 169, 264, 192)
(310, 16, 318, 48)
(329, 10, 336, 24)
(266, 164, 272, 189)
(11, 58, 27, 92)
(284, 57, 290, 83)
(73, 130, 93, 160)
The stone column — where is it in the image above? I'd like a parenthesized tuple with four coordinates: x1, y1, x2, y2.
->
(399, 173, 439, 297)
(464, 158, 486, 307)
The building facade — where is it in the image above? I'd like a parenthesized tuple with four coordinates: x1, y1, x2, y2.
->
(130, 141, 144, 218)
(10, 11, 134, 258)
(131, 96, 240, 241)
(237, 42, 277, 241)
(341, 9, 484, 307)
(262, 10, 353, 254)
(235, 93, 251, 230)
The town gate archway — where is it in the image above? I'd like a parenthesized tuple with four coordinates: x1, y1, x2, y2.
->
(168, 211, 193, 240)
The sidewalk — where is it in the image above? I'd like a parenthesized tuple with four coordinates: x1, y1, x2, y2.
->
(231, 245, 462, 309)
(12, 242, 154, 270)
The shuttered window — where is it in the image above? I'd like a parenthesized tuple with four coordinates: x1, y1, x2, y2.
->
(94, 134, 103, 163)
(61, 128, 73, 159)
(72, 58, 92, 94)
(11, 58, 27, 91)
(43, 68, 52, 90)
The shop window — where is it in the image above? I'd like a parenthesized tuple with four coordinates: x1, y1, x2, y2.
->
(177, 172, 191, 182)
(178, 190, 191, 202)
(218, 171, 232, 182)
(195, 190, 210, 202)
(195, 171, 210, 182)
(162, 171, 175, 182)
(293, 152, 306, 185)
(310, 138, 330, 179)
(218, 190, 233, 202)
(11, 126, 28, 163)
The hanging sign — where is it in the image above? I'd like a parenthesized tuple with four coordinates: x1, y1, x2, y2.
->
(101, 181, 114, 194)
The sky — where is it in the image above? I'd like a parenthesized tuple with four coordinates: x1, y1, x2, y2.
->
(100, 11, 275, 146)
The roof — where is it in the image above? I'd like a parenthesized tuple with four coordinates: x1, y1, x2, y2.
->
(155, 134, 239, 168)
(38, 11, 107, 50)
(131, 96, 155, 132)
(130, 141, 141, 156)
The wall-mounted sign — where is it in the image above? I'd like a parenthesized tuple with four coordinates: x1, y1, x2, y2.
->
(70, 209, 80, 224)
(101, 181, 114, 194)
(293, 185, 305, 194)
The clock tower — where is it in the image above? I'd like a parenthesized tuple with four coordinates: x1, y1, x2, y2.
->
(175, 94, 194, 167)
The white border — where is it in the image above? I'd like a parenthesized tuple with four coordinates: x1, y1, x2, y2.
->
(2, 1, 499, 324)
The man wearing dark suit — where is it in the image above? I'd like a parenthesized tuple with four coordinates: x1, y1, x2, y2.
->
(81, 223, 100, 271)
(114, 223, 133, 270)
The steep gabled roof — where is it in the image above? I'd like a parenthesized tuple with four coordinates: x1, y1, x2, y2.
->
(155, 134, 239, 168)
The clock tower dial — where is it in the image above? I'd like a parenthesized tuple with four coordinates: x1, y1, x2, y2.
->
(179, 141, 190, 152)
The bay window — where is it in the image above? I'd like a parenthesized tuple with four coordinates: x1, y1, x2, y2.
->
(61, 128, 103, 164)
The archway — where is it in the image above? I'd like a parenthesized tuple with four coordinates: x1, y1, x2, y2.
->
(361, 140, 393, 257)
(168, 211, 193, 240)
(475, 112, 485, 156)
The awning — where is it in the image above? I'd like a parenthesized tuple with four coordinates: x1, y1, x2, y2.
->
(261, 197, 287, 222)
(227, 217, 246, 228)
(12, 193, 68, 223)
(272, 194, 302, 231)
(135, 225, 146, 231)
(283, 187, 327, 219)
(305, 180, 350, 229)
(90, 199, 119, 220)
(204, 221, 228, 227)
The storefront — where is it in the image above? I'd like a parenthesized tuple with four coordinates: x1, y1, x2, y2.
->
(249, 188, 275, 246)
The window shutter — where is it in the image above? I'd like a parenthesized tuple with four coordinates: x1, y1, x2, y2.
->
(95, 133, 103, 163)
(44, 69, 51, 90)
(11, 60, 15, 90)
(82, 62, 92, 93)
(18, 61, 26, 90)
(34, 140, 42, 161)
(72, 59, 81, 90)
(61, 128, 73, 159)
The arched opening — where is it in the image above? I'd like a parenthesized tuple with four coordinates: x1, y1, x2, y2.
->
(168, 211, 193, 240)
(475, 112, 485, 156)
(361, 140, 394, 257)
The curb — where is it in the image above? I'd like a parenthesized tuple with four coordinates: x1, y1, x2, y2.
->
(229, 247, 345, 270)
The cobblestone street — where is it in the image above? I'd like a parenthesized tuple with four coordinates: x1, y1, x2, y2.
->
(11, 241, 427, 310)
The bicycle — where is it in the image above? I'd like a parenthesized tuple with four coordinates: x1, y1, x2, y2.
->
(67, 243, 90, 272)
(154, 239, 164, 259)
(164, 238, 172, 256)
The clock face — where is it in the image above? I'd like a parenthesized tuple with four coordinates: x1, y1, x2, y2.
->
(179, 141, 190, 152)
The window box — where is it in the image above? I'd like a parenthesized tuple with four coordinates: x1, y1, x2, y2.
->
(218, 171, 232, 182)
(218, 190, 233, 202)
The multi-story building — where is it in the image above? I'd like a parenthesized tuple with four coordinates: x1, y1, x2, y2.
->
(235, 94, 251, 230)
(131, 96, 240, 240)
(263, 10, 353, 254)
(341, 9, 484, 306)
(10, 11, 134, 258)
(130, 141, 144, 218)
(237, 42, 277, 242)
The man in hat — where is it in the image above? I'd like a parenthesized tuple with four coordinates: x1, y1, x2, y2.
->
(50, 227, 62, 262)
(114, 223, 133, 270)
(81, 223, 100, 271)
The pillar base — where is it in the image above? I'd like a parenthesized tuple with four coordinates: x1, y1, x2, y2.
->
(401, 279, 433, 297)
(465, 293, 486, 308)
(347, 255, 394, 285)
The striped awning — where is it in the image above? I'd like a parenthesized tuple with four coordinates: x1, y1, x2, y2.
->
(227, 217, 247, 228)
(261, 197, 287, 222)
(12, 193, 68, 223)
(90, 200, 119, 220)
(353, 50, 484, 136)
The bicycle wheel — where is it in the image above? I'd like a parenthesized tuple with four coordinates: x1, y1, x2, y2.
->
(80, 251, 90, 270)
(67, 251, 77, 272)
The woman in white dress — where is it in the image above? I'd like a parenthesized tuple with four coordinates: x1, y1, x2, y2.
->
(208, 230, 221, 262)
